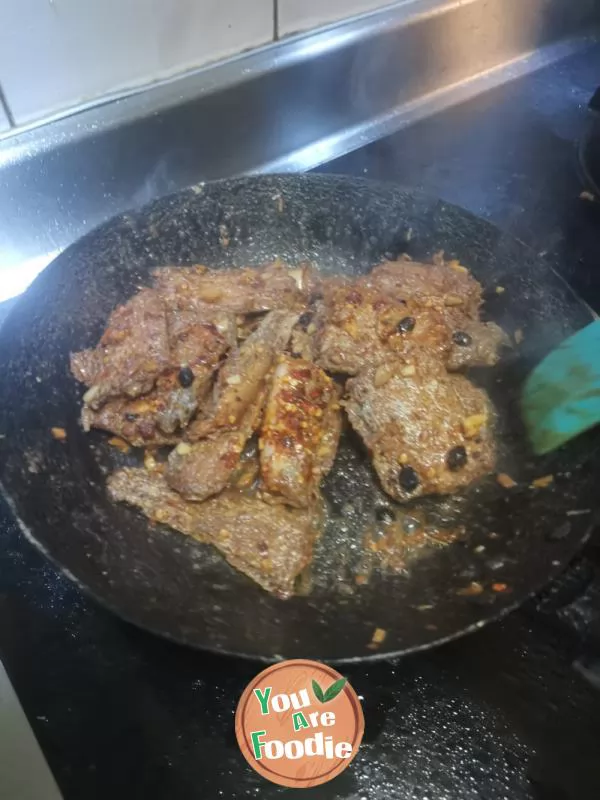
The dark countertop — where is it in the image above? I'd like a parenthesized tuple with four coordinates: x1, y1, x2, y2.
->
(3, 43, 600, 800)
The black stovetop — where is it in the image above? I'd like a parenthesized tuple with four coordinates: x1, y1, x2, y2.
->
(3, 45, 600, 800)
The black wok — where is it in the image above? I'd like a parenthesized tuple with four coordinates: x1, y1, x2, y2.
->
(0, 174, 597, 662)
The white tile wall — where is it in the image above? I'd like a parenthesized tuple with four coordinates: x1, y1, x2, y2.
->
(278, 0, 396, 37)
(0, 0, 273, 125)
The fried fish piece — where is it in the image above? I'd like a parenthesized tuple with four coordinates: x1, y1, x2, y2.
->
(79, 304, 237, 445)
(288, 276, 344, 361)
(316, 260, 506, 374)
(446, 320, 509, 371)
(358, 259, 483, 318)
(259, 357, 341, 507)
(81, 381, 183, 447)
(108, 468, 317, 596)
(344, 358, 496, 502)
(187, 310, 298, 439)
(157, 306, 236, 434)
(70, 289, 170, 409)
(166, 311, 297, 499)
(165, 387, 266, 501)
(362, 259, 507, 369)
(316, 283, 453, 375)
(152, 262, 316, 315)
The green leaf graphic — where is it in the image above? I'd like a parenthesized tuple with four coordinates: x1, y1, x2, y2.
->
(323, 677, 347, 702)
(312, 679, 325, 703)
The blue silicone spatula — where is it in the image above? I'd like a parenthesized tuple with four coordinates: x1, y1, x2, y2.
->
(521, 320, 600, 455)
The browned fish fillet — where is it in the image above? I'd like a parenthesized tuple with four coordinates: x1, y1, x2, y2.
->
(165, 386, 266, 501)
(81, 386, 182, 446)
(344, 358, 496, 502)
(108, 468, 317, 596)
(166, 311, 298, 498)
(78, 312, 236, 446)
(316, 283, 452, 375)
(316, 261, 505, 374)
(362, 259, 506, 370)
(70, 288, 170, 408)
(259, 357, 341, 507)
(446, 320, 509, 371)
(358, 259, 483, 317)
(188, 310, 298, 439)
(152, 262, 317, 314)
(155, 306, 236, 434)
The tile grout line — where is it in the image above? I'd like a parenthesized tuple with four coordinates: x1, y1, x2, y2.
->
(0, 81, 15, 128)
(273, 0, 279, 41)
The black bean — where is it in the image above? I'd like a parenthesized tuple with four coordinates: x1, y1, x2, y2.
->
(398, 465, 420, 493)
(375, 506, 395, 524)
(124, 412, 138, 422)
(298, 312, 313, 330)
(178, 366, 194, 388)
(447, 445, 468, 471)
(452, 331, 472, 347)
(397, 316, 416, 334)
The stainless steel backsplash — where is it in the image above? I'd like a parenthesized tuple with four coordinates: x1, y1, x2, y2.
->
(0, 0, 598, 131)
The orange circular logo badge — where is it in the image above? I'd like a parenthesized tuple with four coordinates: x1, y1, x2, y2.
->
(235, 659, 364, 788)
